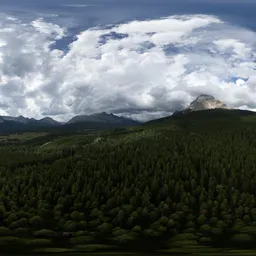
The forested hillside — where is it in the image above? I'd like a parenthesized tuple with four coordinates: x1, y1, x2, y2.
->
(1, 109, 256, 254)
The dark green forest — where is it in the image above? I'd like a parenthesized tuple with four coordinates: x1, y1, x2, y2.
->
(2, 109, 256, 254)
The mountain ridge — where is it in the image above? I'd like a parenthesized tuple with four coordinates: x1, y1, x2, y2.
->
(68, 112, 138, 125)
(0, 112, 139, 134)
(0, 112, 137, 125)
(0, 115, 59, 126)
(0, 95, 253, 134)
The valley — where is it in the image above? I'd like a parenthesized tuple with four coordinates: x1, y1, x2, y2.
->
(1, 108, 256, 254)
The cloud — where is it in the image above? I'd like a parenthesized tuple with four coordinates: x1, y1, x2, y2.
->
(61, 4, 99, 8)
(0, 13, 255, 121)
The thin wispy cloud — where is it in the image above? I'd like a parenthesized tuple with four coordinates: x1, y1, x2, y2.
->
(61, 4, 99, 8)
(0, 13, 255, 121)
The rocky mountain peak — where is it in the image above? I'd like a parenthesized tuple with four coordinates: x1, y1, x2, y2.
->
(185, 94, 229, 112)
(173, 94, 230, 116)
(195, 94, 215, 102)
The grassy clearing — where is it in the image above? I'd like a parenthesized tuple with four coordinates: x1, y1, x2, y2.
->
(159, 247, 222, 254)
(105, 127, 177, 146)
(16, 124, 179, 150)
(0, 236, 19, 245)
(159, 246, 256, 255)
(241, 116, 256, 123)
(0, 132, 48, 142)
(198, 253, 256, 256)
(41, 134, 96, 149)
(74, 244, 118, 252)
(33, 247, 75, 253)
(82, 253, 139, 255)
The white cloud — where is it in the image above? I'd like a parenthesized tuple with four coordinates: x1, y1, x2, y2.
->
(214, 39, 251, 59)
(0, 13, 255, 121)
(31, 19, 66, 40)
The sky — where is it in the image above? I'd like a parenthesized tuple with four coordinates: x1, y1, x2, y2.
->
(0, 0, 255, 121)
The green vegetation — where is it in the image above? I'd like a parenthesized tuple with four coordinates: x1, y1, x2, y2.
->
(0, 132, 48, 146)
(1, 109, 256, 254)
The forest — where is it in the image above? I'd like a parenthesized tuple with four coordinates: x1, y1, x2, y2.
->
(1, 109, 256, 254)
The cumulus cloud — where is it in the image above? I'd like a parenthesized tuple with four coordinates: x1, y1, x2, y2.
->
(0, 13, 255, 121)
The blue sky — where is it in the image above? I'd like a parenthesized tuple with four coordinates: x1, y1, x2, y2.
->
(2, 0, 256, 29)
(0, 0, 255, 121)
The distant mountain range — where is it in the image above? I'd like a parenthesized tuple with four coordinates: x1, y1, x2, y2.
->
(0, 94, 252, 134)
(0, 115, 60, 126)
(0, 112, 139, 134)
(0, 112, 138, 126)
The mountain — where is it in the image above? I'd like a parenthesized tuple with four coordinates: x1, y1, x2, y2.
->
(15, 115, 32, 124)
(0, 115, 61, 135)
(174, 94, 229, 115)
(0, 112, 139, 135)
(144, 94, 256, 128)
(0, 115, 60, 126)
(37, 117, 60, 126)
(4, 100, 256, 253)
(0, 115, 31, 124)
(68, 112, 138, 125)
(144, 108, 256, 133)
(0, 115, 58, 124)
